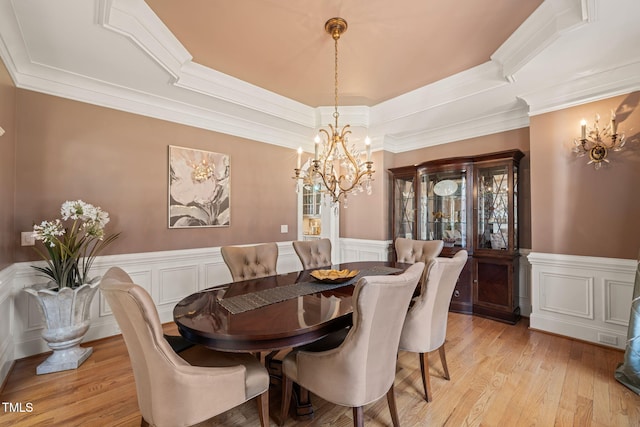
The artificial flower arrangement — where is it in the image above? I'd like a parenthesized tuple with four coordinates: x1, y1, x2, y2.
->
(31, 200, 120, 289)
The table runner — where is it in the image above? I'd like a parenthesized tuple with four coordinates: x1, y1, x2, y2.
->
(219, 266, 402, 314)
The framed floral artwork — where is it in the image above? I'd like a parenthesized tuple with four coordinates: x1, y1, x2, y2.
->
(168, 145, 230, 228)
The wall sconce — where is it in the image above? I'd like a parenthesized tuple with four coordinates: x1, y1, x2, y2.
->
(0, 126, 5, 137)
(573, 112, 625, 169)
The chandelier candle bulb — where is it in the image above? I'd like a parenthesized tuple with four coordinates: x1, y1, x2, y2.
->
(365, 137, 372, 161)
(292, 17, 375, 203)
(297, 147, 302, 169)
(581, 119, 587, 139)
(611, 111, 617, 134)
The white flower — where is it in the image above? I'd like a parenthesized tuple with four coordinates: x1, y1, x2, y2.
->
(33, 219, 65, 247)
(61, 200, 91, 220)
(31, 200, 119, 288)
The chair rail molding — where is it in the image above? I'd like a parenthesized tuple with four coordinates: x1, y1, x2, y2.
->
(528, 252, 637, 349)
(3, 242, 301, 378)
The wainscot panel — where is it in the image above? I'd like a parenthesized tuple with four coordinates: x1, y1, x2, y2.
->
(8, 242, 300, 362)
(0, 265, 16, 385)
(528, 252, 636, 350)
(0, 239, 536, 387)
(339, 238, 392, 263)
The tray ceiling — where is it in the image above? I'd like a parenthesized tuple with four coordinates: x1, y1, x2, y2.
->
(0, 0, 639, 152)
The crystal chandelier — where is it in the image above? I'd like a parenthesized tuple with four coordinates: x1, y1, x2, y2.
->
(573, 112, 625, 169)
(294, 17, 374, 205)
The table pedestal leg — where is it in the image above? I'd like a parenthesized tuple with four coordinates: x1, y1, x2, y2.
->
(293, 384, 314, 419)
(267, 357, 314, 420)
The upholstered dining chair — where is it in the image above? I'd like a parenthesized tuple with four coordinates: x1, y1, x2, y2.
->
(292, 238, 332, 270)
(100, 267, 270, 427)
(279, 262, 425, 427)
(398, 250, 468, 402)
(394, 237, 444, 264)
(221, 242, 278, 282)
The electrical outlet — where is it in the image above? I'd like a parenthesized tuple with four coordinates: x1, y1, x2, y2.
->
(21, 231, 35, 246)
(280, 224, 288, 233)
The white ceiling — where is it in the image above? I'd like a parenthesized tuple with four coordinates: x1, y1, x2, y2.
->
(0, 0, 639, 153)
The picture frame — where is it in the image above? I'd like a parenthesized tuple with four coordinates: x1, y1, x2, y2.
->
(168, 145, 230, 228)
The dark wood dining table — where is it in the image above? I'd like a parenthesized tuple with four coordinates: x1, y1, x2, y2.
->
(173, 260, 412, 420)
(173, 260, 412, 353)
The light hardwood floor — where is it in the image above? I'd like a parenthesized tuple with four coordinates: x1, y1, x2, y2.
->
(1, 313, 639, 427)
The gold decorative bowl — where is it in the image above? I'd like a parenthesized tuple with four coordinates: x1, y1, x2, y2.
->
(310, 269, 359, 283)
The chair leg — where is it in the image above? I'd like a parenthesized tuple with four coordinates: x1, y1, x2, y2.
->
(419, 352, 433, 402)
(438, 344, 450, 381)
(386, 384, 400, 427)
(256, 389, 269, 427)
(353, 406, 365, 427)
(140, 418, 150, 427)
(280, 375, 293, 426)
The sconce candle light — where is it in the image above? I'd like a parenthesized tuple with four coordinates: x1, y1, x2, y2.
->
(573, 111, 625, 169)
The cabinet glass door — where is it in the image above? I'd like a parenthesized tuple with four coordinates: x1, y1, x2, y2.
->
(477, 165, 511, 250)
(394, 175, 416, 239)
(302, 183, 322, 237)
(420, 170, 467, 248)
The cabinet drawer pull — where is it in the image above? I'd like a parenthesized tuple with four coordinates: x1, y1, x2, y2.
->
(453, 290, 460, 298)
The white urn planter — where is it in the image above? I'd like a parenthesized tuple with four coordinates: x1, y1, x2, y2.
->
(24, 280, 100, 375)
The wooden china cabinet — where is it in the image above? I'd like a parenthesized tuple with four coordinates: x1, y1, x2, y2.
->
(389, 149, 524, 324)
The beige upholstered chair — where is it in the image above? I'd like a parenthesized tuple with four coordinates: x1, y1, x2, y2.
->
(292, 238, 332, 270)
(398, 250, 468, 402)
(280, 262, 425, 427)
(100, 267, 270, 427)
(394, 237, 444, 264)
(221, 242, 278, 282)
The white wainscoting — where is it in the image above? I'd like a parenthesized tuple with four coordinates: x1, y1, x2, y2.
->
(519, 249, 532, 318)
(0, 264, 16, 385)
(339, 238, 392, 263)
(528, 252, 637, 350)
(4, 242, 301, 367)
(0, 238, 386, 384)
(0, 238, 536, 386)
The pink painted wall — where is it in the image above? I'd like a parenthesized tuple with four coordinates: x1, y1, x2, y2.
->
(529, 92, 640, 259)
(338, 150, 392, 241)
(0, 60, 16, 270)
(13, 90, 300, 262)
(5, 65, 638, 263)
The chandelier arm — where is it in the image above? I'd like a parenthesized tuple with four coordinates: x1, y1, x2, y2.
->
(292, 17, 375, 203)
(316, 128, 338, 197)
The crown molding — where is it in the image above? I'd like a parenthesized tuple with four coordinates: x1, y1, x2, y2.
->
(99, 0, 192, 78)
(520, 60, 640, 116)
(491, 0, 589, 82)
(0, 0, 638, 156)
(101, 0, 316, 130)
(383, 105, 530, 154)
(371, 62, 507, 126)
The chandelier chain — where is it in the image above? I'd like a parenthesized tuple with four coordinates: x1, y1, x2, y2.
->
(292, 17, 374, 204)
(334, 34, 339, 125)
